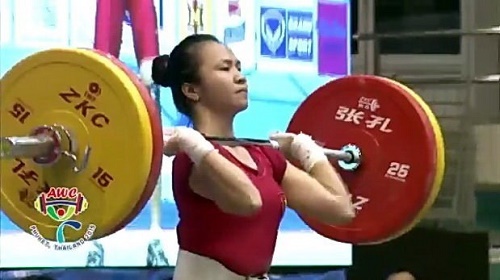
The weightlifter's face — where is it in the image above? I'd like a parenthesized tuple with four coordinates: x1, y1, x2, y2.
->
(196, 42, 248, 115)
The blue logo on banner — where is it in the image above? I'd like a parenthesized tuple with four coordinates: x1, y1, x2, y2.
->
(286, 11, 313, 61)
(260, 7, 287, 58)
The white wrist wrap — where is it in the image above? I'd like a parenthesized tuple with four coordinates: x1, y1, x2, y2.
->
(291, 133, 328, 172)
(185, 140, 216, 165)
(175, 127, 216, 165)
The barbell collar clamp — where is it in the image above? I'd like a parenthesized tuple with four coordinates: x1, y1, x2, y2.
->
(338, 144, 362, 171)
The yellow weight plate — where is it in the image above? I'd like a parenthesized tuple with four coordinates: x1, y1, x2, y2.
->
(0, 48, 154, 244)
(371, 77, 446, 244)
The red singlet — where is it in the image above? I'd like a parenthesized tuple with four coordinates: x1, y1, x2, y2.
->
(172, 144, 287, 276)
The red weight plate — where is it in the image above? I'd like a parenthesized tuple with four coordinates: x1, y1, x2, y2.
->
(287, 75, 438, 244)
(87, 49, 163, 234)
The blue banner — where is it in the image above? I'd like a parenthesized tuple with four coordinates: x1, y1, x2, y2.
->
(259, 7, 287, 58)
(286, 11, 313, 61)
(259, 7, 313, 61)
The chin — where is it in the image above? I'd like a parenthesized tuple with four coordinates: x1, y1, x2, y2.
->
(232, 100, 249, 115)
(239, 99, 249, 110)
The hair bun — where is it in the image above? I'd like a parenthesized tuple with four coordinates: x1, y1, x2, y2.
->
(151, 54, 171, 87)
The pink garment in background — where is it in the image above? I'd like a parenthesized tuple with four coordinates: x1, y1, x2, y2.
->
(93, 0, 160, 65)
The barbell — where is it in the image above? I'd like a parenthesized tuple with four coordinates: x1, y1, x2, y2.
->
(0, 48, 445, 245)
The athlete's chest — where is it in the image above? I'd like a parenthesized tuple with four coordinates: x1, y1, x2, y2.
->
(220, 145, 286, 213)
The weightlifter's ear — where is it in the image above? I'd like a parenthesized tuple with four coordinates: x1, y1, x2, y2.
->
(181, 83, 200, 102)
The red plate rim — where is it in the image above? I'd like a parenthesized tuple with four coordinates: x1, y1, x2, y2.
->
(86, 49, 163, 236)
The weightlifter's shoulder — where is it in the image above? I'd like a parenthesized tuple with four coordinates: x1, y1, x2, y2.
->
(172, 152, 214, 199)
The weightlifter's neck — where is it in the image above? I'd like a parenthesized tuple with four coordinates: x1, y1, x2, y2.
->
(193, 111, 235, 138)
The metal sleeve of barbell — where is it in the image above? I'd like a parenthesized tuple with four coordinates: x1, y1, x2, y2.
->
(387, 74, 500, 85)
(0, 136, 54, 158)
(322, 148, 354, 162)
(204, 137, 354, 162)
(354, 26, 500, 40)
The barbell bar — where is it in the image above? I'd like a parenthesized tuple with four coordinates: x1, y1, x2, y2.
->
(1, 134, 361, 171)
(0, 48, 446, 246)
(354, 26, 500, 40)
(1, 136, 54, 159)
(204, 136, 361, 168)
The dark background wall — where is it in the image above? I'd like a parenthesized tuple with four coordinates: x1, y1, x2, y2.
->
(347, 228, 490, 280)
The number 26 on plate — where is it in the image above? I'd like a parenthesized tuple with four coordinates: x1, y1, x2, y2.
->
(385, 162, 410, 182)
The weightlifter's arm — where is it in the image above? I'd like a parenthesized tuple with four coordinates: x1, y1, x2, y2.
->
(281, 162, 354, 225)
(308, 160, 351, 197)
(167, 127, 262, 217)
(274, 133, 354, 225)
(189, 151, 263, 216)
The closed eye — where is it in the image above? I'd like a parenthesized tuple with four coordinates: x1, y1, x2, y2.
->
(218, 58, 242, 72)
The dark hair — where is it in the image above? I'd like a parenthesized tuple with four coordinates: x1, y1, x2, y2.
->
(151, 34, 220, 117)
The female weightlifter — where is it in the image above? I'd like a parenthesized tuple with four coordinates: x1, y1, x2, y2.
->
(140, 34, 355, 280)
